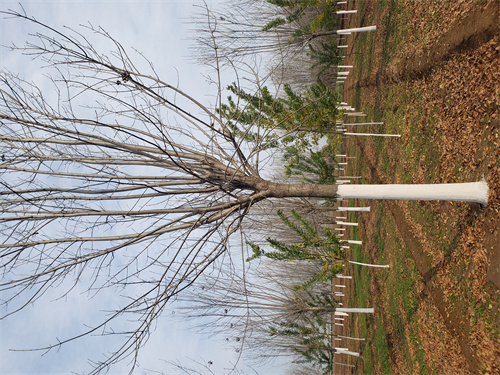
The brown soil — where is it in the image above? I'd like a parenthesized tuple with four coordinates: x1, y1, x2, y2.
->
(341, 1, 499, 374)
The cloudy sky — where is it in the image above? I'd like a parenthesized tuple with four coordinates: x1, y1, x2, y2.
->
(0, 1, 288, 374)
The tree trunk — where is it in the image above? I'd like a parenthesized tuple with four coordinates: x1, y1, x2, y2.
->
(264, 180, 488, 205)
(337, 221, 358, 226)
(337, 307, 374, 313)
(344, 132, 400, 137)
(335, 349, 360, 357)
(337, 26, 376, 35)
(336, 181, 489, 205)
(337, 335, 365, 341)
(342, 122, 384, 126)
(348, 260, 390, 268)
(335, 362, 356, 368)
(338, 206, 370, 212)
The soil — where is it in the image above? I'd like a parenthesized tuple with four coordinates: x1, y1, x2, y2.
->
(339, 1, 499, 374)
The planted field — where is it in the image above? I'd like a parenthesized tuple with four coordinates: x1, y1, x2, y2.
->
(340, 1, 499, 374)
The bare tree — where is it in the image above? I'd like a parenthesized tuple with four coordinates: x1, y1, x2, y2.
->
(0, 9, 489, 374)
(189, 1, 340, 90)
(176, 264, 332, 358)
(0, 11, 340, 373)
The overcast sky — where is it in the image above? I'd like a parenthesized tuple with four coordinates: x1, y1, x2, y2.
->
(0, 1, 289, 374)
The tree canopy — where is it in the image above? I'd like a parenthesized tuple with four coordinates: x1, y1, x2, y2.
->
(0, 10, 342, 373)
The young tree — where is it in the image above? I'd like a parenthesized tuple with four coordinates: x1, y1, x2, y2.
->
(246, 208, 345, 289)
(190, 1, 341, 89)
(262, 0, 339, 41)
(219, 78, 342, 152)
(269, 317, 334, 374)
(176, 262, 366, 368)
(0, 10, 489, 374)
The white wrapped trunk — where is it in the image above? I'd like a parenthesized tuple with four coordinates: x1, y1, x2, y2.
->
(337, 307, 374, 313)
(337, 25, 376, 34)
(337, 181, 489, 205)
(348, 260, 390, 268)
(338, 206, 370, 212)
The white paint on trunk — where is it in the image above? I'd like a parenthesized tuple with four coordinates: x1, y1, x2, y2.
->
(335, 362, 356, 367)
(336, 10, 357, 14)
(337, 221, 358, 226)
(337, 25, 376, 34)
(338, 206, 371, 212)
(336, 274, 352, 279)
(335, 350, 360, 357)
(348, 260, 390, 268)
(337, 180, 489, 205)
(347, 240, 362, 245)
(342, 122, 384, 125)
(338, 335, 365, 341)
(344, 132, 400, 137)
(337, 307, 374, 313)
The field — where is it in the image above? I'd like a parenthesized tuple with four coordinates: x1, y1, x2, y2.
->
(336, 1, 499, 374)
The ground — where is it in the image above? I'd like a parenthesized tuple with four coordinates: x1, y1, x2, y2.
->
(335, 1, 499, 374)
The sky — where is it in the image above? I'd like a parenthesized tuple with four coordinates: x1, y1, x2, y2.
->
(0, 1, 289, 374)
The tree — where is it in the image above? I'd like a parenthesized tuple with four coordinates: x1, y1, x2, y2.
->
(0, 10, 489, 374)
(220, 78, 342, 152)
(269, 317, 334, 374)
(262, 0, 339, 41)
(283, 143, 339, 184)
(190, 1, 340, 89)
(246, 208, 345, 289)
(176, 263, 347, 364)
(307, 40, 343, 78)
